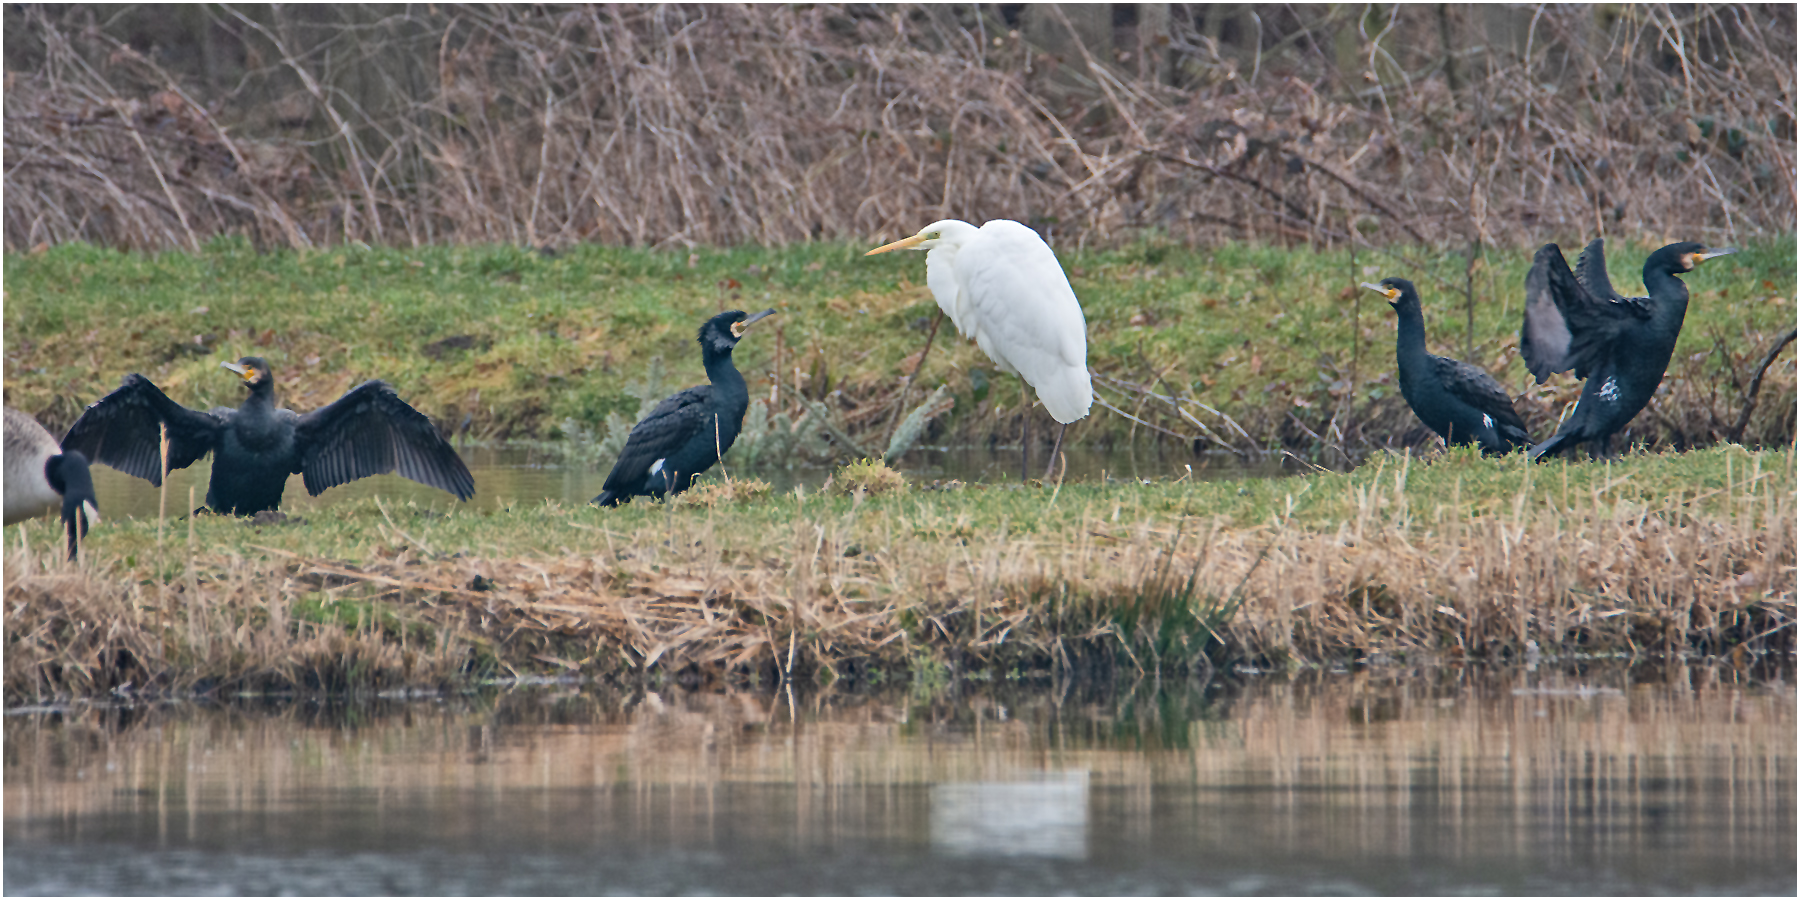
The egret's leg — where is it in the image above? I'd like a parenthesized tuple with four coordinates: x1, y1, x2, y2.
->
(1020, 408, 1031, 481)
(1018, 377, 1031, 481)
(1043, 422, 1068, 482)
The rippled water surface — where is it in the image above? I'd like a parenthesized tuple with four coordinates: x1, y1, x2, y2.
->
(5, 665, 1793, 895)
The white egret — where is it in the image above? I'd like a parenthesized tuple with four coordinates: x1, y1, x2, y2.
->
(5, 406, 99, 559)
(866, 219, 1092, 479)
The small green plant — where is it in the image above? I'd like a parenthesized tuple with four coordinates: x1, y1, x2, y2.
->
(884, 384, 955, 462)
(906, 645, 953, 700)
(731, 398, 833, 470)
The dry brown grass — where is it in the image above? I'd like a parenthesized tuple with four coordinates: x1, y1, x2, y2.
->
(3, 527, 465, 699)
(3, 4, 1791, 252)
(5, 447, 1790, 702)
(674, 478, 774, 509)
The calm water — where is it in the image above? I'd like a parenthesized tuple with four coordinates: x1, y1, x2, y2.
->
(86, 444, 1285, 519)
(5, 664, 1793, 895)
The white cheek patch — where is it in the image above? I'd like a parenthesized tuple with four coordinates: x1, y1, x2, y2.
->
(1598, 377, 1620, 401)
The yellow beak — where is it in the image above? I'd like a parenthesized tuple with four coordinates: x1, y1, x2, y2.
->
(220, 361, 254, 382)
(865, 234, 928, 256)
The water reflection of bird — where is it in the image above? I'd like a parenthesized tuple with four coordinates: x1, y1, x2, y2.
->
(866, 219, 1092, 480)
(1522, 239, 1736, 459)
(5, 406, 100, 559)
(1361, 279, 1530, 456)
(593, 309, 777, 507)
(930, 771, 1089, 860)
(62, 357, 475, 515)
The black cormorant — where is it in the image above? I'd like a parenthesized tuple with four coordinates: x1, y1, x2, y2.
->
(593, 309, 777, 506)
(1521, 239, 1735, 459)
(5, 406, 99, 559)
(62, 357, 476, 515)
(1362, 279, 1531, 456)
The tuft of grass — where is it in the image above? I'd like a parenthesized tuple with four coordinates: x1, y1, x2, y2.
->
(832, 458, 908, 496)
(677, 479, 773, 509)
(5, 445, 1791, 702)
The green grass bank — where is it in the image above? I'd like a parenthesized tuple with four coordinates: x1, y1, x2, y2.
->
(3, 237, 1793, 466)
(5, 446, 1790, 702)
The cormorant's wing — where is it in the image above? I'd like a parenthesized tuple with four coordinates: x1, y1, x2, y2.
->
(1430, 355, 1529, 437)
(292, 380, 474, 500)
(1573, 238, 1626, 304)
(601, 385, 713, 494)
(60, 374, 226, 486)
(1572, 238, 1655, 318)
(1520, 242, 1651, 383)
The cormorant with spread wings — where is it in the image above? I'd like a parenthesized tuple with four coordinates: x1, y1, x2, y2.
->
(1521, 238, 1734, 459)
(63, 357, 475, 515)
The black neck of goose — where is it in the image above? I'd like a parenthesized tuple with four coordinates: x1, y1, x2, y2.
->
(1391, 295, 1430, 368)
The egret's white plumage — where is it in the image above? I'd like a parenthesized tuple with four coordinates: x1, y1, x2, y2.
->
(868, 219, 1092, 424)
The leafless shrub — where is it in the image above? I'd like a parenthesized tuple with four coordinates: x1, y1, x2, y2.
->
(4, 4, 1792, 251)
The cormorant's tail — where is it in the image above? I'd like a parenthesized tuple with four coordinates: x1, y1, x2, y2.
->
(592, 490, 623, 507)
(1528, 430, 1579, 462)
(1494, 424, 1533, 457)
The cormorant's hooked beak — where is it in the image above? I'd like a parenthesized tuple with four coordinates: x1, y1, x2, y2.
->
(864, 233, 929, 256)
(731, 307, 779, 337)
(1359, 282, 1400, 302)
(220, 360, 256, 383)
(1680, 247, 1737, 271)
